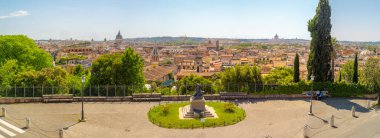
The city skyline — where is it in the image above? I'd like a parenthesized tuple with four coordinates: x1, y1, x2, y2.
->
(1, 0, 380, 41)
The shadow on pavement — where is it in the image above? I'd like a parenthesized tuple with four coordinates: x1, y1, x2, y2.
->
(228, 98, 310, 105)
(320, 98, 370, 113)
(227, 98, 370, 113)
(64, 121, 81, 130)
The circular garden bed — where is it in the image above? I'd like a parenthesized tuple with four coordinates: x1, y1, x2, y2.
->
(147, 102, 246, 129)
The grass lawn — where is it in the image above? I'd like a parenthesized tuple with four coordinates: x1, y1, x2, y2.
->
(147, 102, 246, 129)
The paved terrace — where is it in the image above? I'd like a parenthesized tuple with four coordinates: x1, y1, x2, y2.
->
(0, 98, 378, 138)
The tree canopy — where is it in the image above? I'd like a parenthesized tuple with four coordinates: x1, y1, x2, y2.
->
(263, 67, 294, 85)
(177, 74, 213, 95)
(219, 65, 262, 85)
(72, 64, 85, 76)
(90, 53, 123, 85)
(90, 48, 145, 87)
(120, 48, 145, 87)
(0, 60, 19, 87)
(307, 0, 333, 82)
(14, 67, 68, 87)
(340, 60, 360, 83)
(0, 35, 53, 70)
(218, 65, 262, 92)
(361, 58, 380, 92)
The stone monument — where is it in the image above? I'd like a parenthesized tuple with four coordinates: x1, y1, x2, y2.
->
(181, 84, 216, 118)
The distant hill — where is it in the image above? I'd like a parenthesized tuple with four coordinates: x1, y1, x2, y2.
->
(125, 37, 206, 43)
(339, 41, 380, 47)
(125, 37, 380, 46)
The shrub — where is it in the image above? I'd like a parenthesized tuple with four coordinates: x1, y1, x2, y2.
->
(162, 104, 169, 115)
(258, 81, 372, 97)
(223, 102, 235, 113)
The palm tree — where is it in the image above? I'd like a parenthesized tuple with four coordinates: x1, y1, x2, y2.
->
(331, 38, 341, 82)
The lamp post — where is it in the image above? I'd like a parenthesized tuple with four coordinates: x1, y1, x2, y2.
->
(309, 74, 315, 115)
(81, 75, 86, 122)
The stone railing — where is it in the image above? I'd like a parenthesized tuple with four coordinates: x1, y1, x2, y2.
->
(132, 93, 162, 101)
(220, 92, 248, 100)
(0, 94, 377, 104)
(42, 94, 74, 103)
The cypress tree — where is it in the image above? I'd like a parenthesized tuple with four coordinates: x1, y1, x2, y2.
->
(294, 53, 300, 83)
(353, 53, 359, 83)
(338, 71, 342, 82)
(307, 0, 333, 82)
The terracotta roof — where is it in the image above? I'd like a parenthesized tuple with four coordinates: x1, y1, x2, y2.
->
(144, 66, 175, 81)
(273, 61, 287, 67)
(240, 58, 248, 61)
(220, 54, 233, 57)
(174, 54, 187, 57)
(176, 70, 216, 77)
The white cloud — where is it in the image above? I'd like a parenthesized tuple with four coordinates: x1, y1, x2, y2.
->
(0, 10, 29, 19)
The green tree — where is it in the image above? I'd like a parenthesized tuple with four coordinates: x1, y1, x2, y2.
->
(338, 71, 342, 82)
(331, 38, 341, 81)
(307, 0, 333, 82)
(90, 48, 145, 88)
(90, 53, 123, 85)
(14, 70, 38, 86)
(120, 48, 145, 88)
(294, 53, 300, 83)
(353, 53, 359, 83)
(0, 35, 53, 70)
(341, 61, 354, 83)
(219, 65, 262, 88)
(264, 67, 294, 85)
(72, 64, 84, 76)
(12, 67, 69, 93)
(177, 74, 213, 95)
(362, 58, 380, 92)
(220, 65, 262, 85)
(219, 65, 262, 92)
(0, 60, 19, 87)
(37, 67, 68, 87)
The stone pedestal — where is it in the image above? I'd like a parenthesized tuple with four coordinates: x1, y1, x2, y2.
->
(182, 96, 215, 118)
(190, 97, 206, 112)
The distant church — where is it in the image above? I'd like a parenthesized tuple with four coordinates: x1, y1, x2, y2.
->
(203, 39, 220, 51)
(273, 34, 279, 40)
(114, 30, 124, 48)
(151, 46, 160, 64)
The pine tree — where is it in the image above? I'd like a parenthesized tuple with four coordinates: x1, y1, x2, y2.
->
(294, 53, 300, 83)
(307, 0, 333, 82)
(353, 53, 359, 83)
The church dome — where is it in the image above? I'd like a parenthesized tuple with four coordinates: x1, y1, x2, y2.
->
(115, 30, 123, 40)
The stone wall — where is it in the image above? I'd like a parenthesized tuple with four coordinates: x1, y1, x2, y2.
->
(0, 98, 42, 104)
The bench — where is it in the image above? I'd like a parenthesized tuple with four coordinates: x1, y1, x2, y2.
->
(302, 91, 330, 100)
(219, 92, 248, 100)
(132, 93, 162, 102)
(42, 94, 74, 103)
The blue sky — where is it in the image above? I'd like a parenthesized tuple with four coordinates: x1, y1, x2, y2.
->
(0, 0, 379, 41)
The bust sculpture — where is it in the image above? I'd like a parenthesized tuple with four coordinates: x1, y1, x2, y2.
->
(193, 84, 204, 99)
